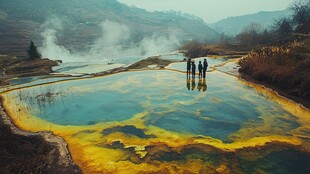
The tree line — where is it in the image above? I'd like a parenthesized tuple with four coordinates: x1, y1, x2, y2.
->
(234, 0, 310, 50)
(237, 0, 310, 102)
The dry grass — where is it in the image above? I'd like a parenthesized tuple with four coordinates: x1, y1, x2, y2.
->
(201, 44, 248, 56)
(0, 118, 52, 174)
(0, 102, 82, 173)
(239, 40, 310, 101)
(181, 41, 248, 58)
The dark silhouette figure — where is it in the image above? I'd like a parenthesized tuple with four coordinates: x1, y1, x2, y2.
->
(192, 61, 196, 78)
(191, 78, 196, 90)
(202, 78, 207, 92)
(186, 58, 191, 78)
(186, 78, 190, 90)
(198, 61, 203, 78)
(203, 59, 208, 78)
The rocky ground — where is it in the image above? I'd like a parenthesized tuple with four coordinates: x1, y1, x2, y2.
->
(127, 56, 175, 69)
(0, 55, 81, 173)
(0, 102, 81, 173)
(0, 55, 58, 85)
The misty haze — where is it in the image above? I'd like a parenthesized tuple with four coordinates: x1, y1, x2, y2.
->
(40, 17, 180, 62)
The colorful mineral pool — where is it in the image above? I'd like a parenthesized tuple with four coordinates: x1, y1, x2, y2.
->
(1, 70, 310, 173)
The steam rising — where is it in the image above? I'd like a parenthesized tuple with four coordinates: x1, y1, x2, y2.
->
(40, 17, 180, 63)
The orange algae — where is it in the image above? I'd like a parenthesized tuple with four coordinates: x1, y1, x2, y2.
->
(1, 72, 310, 173)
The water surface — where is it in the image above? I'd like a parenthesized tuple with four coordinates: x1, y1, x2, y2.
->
(2, 68, 309, 174)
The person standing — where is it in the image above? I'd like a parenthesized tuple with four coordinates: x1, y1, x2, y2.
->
(198, 61, 203, 78)
(192, 61, 196, 78)
(203, 59, 208, 78)
(186, 58, 191, 78)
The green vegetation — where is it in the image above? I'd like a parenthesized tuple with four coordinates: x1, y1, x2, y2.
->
(27, 40, 41, 60)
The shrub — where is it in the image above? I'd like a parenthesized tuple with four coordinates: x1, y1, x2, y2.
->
(239, 41, 310, 101)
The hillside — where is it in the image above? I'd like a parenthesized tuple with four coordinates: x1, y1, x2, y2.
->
(0, 0, 219, 58)
(211, 9, 292, 36)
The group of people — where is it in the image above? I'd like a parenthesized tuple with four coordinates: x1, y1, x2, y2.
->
(186, 58, 208, 78)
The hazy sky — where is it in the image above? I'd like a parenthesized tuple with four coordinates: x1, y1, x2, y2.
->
(117, 0, 295, 23)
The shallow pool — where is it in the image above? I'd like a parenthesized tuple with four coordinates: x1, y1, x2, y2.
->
(2, 69, 310, 174)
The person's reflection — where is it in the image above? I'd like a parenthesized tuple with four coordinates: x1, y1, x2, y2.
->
(191, 78, 196, 91)
(186, 78, 191, 90)
(202, 78, 207, 92)
(186, 77, 207, 92)
(197, 78, 202, 91)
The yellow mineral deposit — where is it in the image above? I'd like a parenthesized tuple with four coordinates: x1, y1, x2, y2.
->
(1, 70, 309, 173)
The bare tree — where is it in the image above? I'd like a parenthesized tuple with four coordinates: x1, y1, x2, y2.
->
(271, 18, 294, 44)
(242, 22, 263, 34)
(236, 22, 263, 49)
(291, 0, 310, 33)
(274, 18, 293, 34)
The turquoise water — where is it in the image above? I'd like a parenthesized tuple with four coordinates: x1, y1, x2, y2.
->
(11, 70, 299, 142)
(4, 67, 310, 173)
(8, 76, 79, 86)
(8, 76, 50, 85)
(39, 90, 144, 125)
(1, 76, 83, 93)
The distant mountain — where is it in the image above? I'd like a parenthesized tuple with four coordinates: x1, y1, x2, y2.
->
(210, 9, 292, 36)
(0, 0, 219, 58)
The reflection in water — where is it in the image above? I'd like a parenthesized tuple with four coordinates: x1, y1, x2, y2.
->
(197, 78, 202, 91)
(1, 70, 310, 174)
(202, 78, 207, 92)
(191, 78, 196, 91)
(186, 77, 207, 92)
(186, 78, 190, 90)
